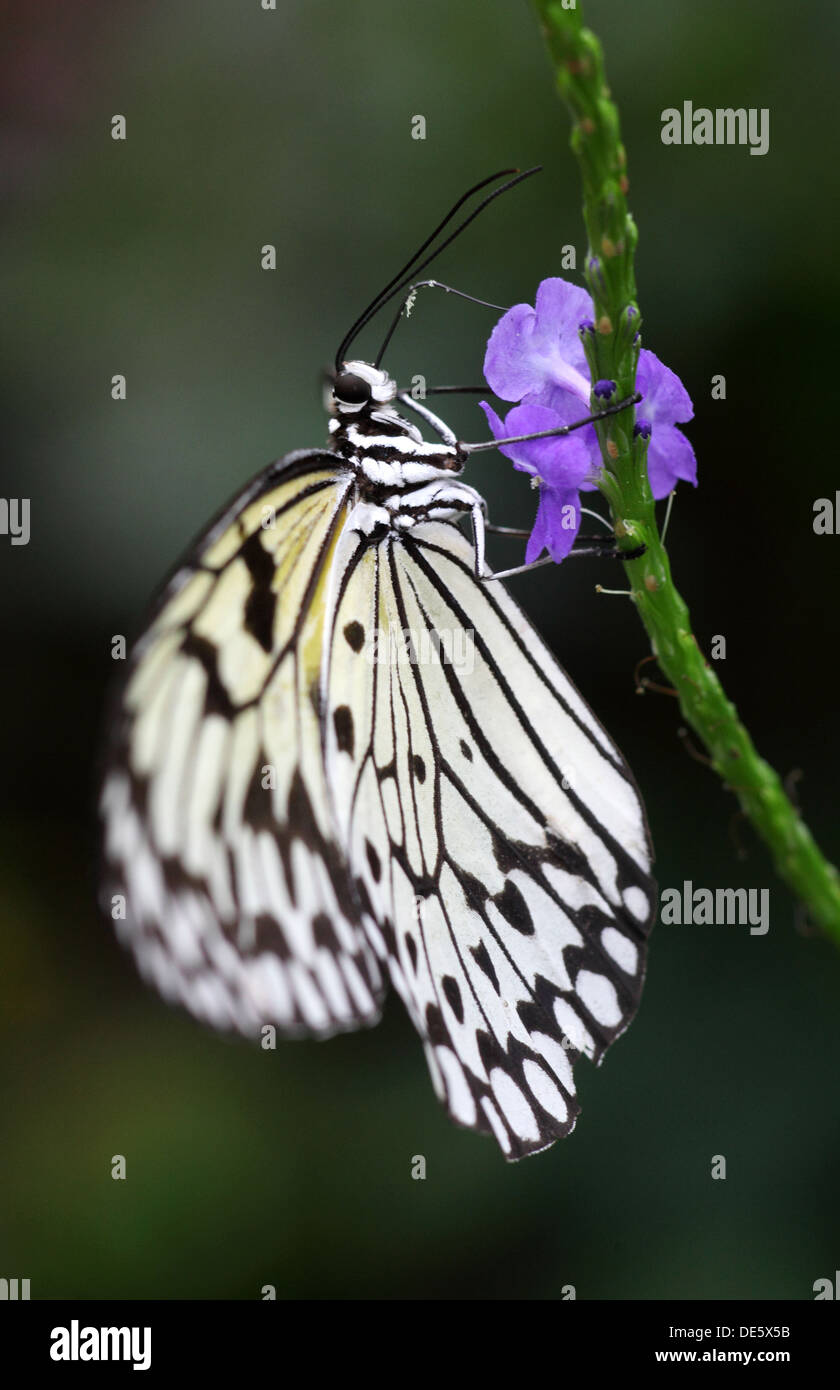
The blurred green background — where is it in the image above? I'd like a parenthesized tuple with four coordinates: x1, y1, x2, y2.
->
(2, 0, 838, 1300)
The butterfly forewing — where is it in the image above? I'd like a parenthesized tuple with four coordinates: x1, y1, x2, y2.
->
(100, 454, 386, 1038)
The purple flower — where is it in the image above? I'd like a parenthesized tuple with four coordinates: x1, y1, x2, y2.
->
(482, 277, 696, 562)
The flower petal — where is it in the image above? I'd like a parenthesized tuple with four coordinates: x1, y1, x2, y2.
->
(524, 492, 551, 565)
(533, 278, 593, 364)
(483, 304, 544, 401)
(646, 423, 697, 498)
(637, 349, 694, 425)
(526, 487, 581, 563)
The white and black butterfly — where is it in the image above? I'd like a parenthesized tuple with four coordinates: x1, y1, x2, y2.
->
(100, 171, 655, 1159)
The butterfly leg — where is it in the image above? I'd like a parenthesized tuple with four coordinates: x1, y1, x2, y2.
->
(397, 391, 458, 445)
(459, 392, 641, 456)
(484, 523, 530, 538)
(485, 506, 619, 540)
(481, 532, 645, 581)
(467, 498, 491, 578)
(570, 535, 647, 561)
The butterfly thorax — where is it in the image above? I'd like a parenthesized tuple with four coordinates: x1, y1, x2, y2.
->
(326, 360, 481, 540)
(329, 412, 459, 487)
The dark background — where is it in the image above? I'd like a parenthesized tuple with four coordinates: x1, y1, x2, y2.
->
(1, 0, 838, 1299)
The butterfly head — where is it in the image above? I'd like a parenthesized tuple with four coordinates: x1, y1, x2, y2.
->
(331, 361, 397, 417)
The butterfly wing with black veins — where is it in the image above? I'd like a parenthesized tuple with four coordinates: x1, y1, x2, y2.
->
(323, 518, 655, 1160)
(100, 452, 386, 1037)
(100, 446, 655, 1159)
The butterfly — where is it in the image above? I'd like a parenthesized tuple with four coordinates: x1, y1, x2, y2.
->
(99, 171, 656, 1159)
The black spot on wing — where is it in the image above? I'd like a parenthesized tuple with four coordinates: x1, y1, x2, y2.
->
(343, 620, 365, 652)
(313, 912, 340, 951)
(365, 838, 381, 883)
(545, 831, 591, 880)
(494, 879, 534, 935)
(333, 705, 355, 756)
(442, 974, 464, 1024)
(459, 738, 473, 762)
(180, 631, 236, 719)
(404, 931, 418, 972)
(492, 832, 529, 876)
(245, 591, 276, 655)
(459, 870, 488, 910)
(354, 875, 374, 917)
(243, 760, 275, 830)
(254, 914, 291, 959)
(471, 940, 500, 993)
(475, 1026, 509, 1075)
(425, 1003, 449, 1047)
(241, 532, 277, 654)
(412, 754, 426, 783)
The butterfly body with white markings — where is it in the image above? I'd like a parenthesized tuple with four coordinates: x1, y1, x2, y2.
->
(100, 178, 656, 1159)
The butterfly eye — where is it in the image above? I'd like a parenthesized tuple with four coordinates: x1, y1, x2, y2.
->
(333, 371, 372, 406)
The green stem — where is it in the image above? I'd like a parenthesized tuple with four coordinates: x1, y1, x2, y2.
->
(533, 1, 840, 944)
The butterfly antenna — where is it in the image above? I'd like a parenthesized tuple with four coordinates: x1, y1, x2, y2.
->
(334, 170, 513, 372)
(334, 166, 540, 371)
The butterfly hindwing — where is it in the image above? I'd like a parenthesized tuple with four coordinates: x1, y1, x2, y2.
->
(324, 520, 655, 1159)
(100, 452, 386, 1038)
